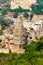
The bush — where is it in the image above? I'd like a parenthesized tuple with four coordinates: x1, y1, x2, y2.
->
(10, 7, 30, 12)
(23, 12, 29, 18)
(13, 12, 18, 18)
(2, 4, 10, 15)
(30, 13, 33, 20)
(0, 18, 14, 30)
(0, 30, 3, 35)
(31, 4, 43, 15)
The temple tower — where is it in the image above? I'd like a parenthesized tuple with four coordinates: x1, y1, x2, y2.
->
(13, 16, 25, 53)
(3, 16, 25, 53)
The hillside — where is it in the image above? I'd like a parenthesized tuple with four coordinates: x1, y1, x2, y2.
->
(0, 0, 43, 65)
(0, 37, 43, 65)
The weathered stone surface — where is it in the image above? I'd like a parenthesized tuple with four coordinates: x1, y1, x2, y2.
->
(0, 16, 25, 53)
(10, 0, 36, 9)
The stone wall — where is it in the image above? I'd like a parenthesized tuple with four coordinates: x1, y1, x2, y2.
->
(32, 15, 43, 22)
(10, 0, 36, 9)
(0, 48, 9, 53)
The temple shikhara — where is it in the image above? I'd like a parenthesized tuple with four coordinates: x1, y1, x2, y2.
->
(0, 16, 26, 53)
(0, 15, 43, 53)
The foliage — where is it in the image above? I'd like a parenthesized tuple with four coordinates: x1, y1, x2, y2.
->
(23, 12, 29, 18)
(0, 37, 43, 65)
(10, 7, 30, 13)
(31, 4, 43, 15)
(13, 12, 18, 18)
(2, 4, 10, 15)
(30, 28, 34, 30)
(0, 17, 14, 30)
(0, 0, 8, 3)
(30, 13, 33, 20)
(0, 39, 2, 42)
(37, 0, 43, 5)
(0, 30, 3, 35)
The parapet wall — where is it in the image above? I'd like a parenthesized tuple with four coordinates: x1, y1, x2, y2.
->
(10, 0, 36, 9)
(0, 48, 9, 53)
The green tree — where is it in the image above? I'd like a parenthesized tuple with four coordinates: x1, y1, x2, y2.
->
(13, 12, 18, 18)
(23, 12, 29, 18)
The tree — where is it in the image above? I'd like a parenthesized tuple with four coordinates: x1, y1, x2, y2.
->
(30, 13, 33, 20)
(23, 12, 29, 18)
(13, 12, 18, 18)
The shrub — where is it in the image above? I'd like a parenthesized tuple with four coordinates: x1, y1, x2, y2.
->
(13, 12, 18, 18)
(0, 30, 3, 35)
(23, 12, 29, 18)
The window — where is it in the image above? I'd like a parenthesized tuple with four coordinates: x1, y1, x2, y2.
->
(19, 45, 21, 48)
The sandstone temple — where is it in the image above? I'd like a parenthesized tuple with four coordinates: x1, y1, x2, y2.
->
(0, 16, 27, 53)
(0, 16, 43, 53)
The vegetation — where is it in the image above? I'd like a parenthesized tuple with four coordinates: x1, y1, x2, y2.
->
(2, 4, 10, 15)
(0, 37, 43, 65)
(0, 0, 8, 3)
(10, 7, 30, 13)
(37, 0, 43, 5)
(0, 30, 3, 35)
(13, 12, 18, 18)
(0, 16, 14, 30)
(23, 12, 29, 18)
(30, 13, 33, 20)
(0, 0, 43, 20)
(31, 4, 43, 15)
(30, 28, 34, 30)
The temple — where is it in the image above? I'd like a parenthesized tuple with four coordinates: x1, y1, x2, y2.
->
(0, 16, 26, 53)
